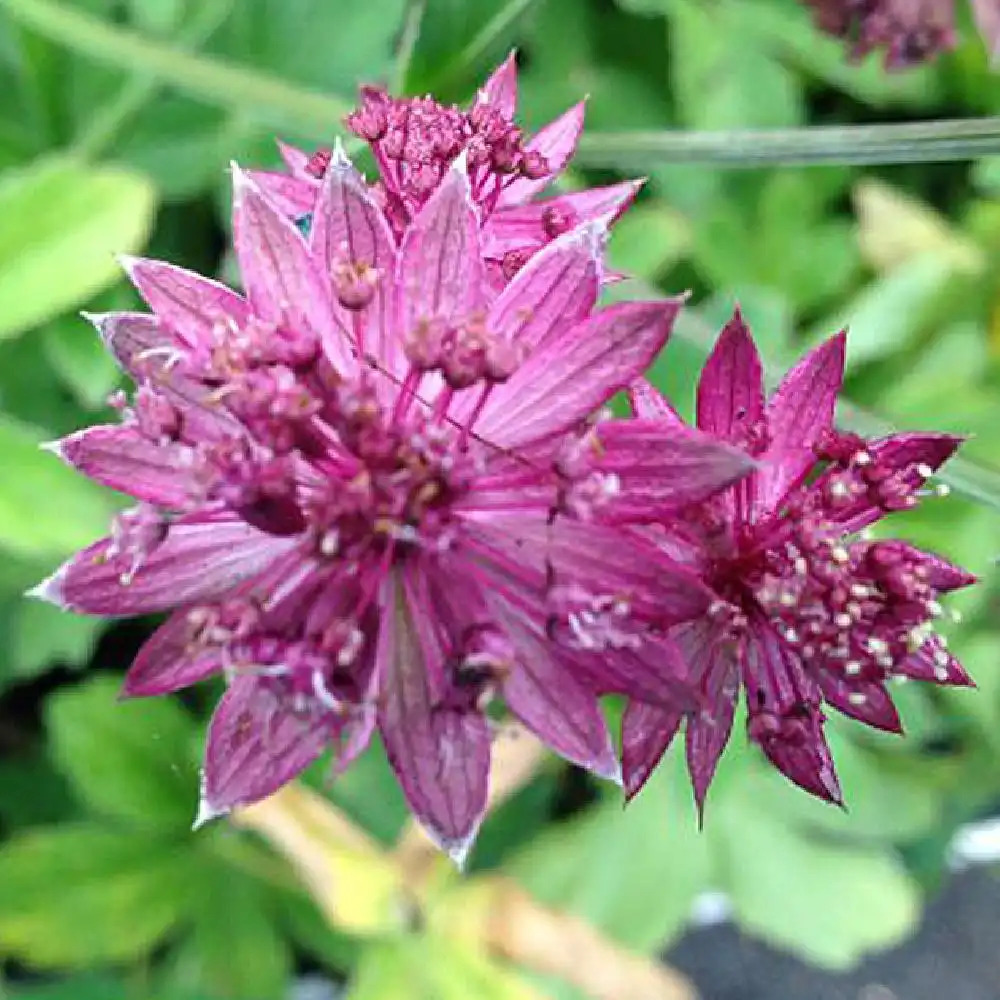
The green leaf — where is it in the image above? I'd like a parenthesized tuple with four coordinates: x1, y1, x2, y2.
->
(9, 975, 132, 1000)
(5, 597, 104, 679)
(213, 0, 406, 96)
(507, 750, 710, 952)
(716, 784, 921, 968)
(41, 312, 122, 409)
(180, 865, 291, 1000)
(115, 97, 233, 200)
(0, 823, 192, 967)
(313, 740, 409, 846)
(668, 0, 802, 130)
(607, 202, 691, 282)
(408, 0, 528, 98)
(347, 935, 541, 1000)
(0, 751, 75, 829)
(0, 417, 116, 558)
(46, 674, 199, 828)
(0, 0, 352, 134)
(126, 0, 186, 34)
(0, 156, 155, 340)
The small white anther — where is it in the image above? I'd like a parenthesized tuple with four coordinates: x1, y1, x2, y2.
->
(848, 692, 867, 706)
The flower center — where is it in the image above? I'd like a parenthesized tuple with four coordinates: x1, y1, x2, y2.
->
(345, 86, 550, 232)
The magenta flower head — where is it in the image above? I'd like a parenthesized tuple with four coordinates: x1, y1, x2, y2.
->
(623, 311, 975, 811)
(801, 0, 956, 67)
(32, 146, 752, 860)
(251, 52, 640, 290)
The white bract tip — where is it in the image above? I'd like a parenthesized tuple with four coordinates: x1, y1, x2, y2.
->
(230, 161, 256, 201)
(425, 818, 481, 871)
(39, 438, 65, 459)
(449, 147, 471, 181)
(117, 253, 140, 278)
(193, 780, 228, 831)
(25, 565, 68, 608)
(330, 137, 353, 170)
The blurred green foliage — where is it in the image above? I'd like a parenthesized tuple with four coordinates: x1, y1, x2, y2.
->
(0, 0, 997, 998)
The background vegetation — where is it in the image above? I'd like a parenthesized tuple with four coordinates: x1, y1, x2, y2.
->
(0, 0, 998, 997)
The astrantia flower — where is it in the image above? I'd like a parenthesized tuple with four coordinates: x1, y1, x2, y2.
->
(801, 0, 956, 67)
(33, 148, 752, 860)
(251, 52, 640, 290)
(622, 311, 975, 810)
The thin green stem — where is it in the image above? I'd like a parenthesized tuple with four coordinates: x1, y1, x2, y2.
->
(577, 117, 1000, 169)
(0, 0, 351, 136)
(72, 0, 236, 159)
(425, 0, 540, 91)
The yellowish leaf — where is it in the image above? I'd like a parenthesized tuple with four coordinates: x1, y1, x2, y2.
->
(233, 783, 406, 936)
(853, 178, 983, 275)
(430, 876, 698, 1000)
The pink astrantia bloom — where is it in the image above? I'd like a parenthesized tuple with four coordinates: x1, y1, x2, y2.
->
(801, 0, 956, 67)
(250, 52, 640, 289)
(622, 311, 975, 810)
(32, 148, 752, 861)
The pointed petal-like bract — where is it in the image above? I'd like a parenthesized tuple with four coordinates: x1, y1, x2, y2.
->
(38, 520, 291, 616)
(696, 309, 765, 440)
(684, 633, 741, 815)
(53, 426, 197, 508)
(483, 181, 641, 259)
(87, 311, 169, 376)
(498, 611, 620, 782)
(753, 331, 846, 513)
(596, 419, 755, 519)
(277, 139, 313, 176)
(743, 627, 843, 804)
(477, 49, 518, 119)
(122, 609, 223, 697)
(818, 674, 902, 733)
(310, 145, 396, 371)
(477, 299, 682, 450)
(120, 257, 250, 348)
(628, 378, 687, 428)
(757, 712, 843, 805)
(499, 101, 586, 207)
(376, 573, 489, 865)
(397, 156, 484, 337)
(199, 677, 329, 818)
(899, 637, 974, 687)
(487, 219, 603, 353)
(466, 516, 713, 628)
(621, 700, 684, 801)
(231, 166, 345, 358)
(246, 170, 316, 218)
